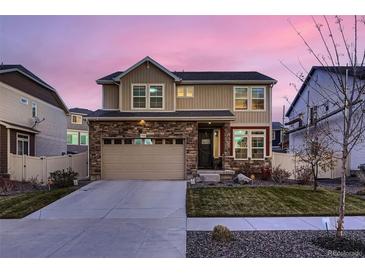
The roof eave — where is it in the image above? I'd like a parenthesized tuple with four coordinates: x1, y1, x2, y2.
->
(180, 79, 277, 84)
(87, 116, 235, 121)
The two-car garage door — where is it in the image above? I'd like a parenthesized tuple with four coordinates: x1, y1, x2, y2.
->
(101, 138, 185, 180)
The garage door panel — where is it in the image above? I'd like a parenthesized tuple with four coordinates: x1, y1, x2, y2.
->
(102, 144, 185, 180)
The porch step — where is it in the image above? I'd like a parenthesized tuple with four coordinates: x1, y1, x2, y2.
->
(197, 170, 235, 183)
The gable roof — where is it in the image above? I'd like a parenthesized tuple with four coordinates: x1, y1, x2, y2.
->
(286, 66, 365, 117)
(0, 64, 55, 91)
(112, 56, 181, 82)
(96, 56, 277, 85)
(174, 71, 276, 82)
(69, 107, 93, 116)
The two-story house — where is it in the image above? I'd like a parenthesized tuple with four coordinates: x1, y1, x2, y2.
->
(0, 64, 69, 175)
(286, 66, 365, 172)
(67, 107, 92, 154)
(88, 56, 277, 180)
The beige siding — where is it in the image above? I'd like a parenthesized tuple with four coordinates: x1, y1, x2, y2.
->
(101, 144, 184, 180)
(0, 82, 67, 156)
(176, 85, 233, 110)
(120, 62, 175, 111)
(102, 84, 119, 109)
(176, 84, 271, 124)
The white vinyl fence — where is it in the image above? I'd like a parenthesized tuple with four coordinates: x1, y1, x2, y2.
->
(8, 152, 88, 183)
(272, 152, 342, 179)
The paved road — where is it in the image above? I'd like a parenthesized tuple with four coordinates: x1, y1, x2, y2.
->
(0, 180, 187, 258)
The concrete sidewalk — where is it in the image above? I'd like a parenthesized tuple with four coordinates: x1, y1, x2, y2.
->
(187, 216, 365, 231)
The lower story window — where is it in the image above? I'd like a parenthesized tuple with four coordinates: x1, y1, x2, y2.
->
(233, 130, 248, 160)
(233, 129, 266, 160)
(67, 131, 79, 145)
(80, 132, 89, 145)
(17, 133, 30, 155)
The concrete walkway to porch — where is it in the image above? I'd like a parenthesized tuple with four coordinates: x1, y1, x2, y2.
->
(187, 216, 365, 231)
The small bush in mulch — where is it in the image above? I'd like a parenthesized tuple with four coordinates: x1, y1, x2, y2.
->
(312, 235, 365, 255)
(49, 168, 78, 188)
(212, 225, 233, 242)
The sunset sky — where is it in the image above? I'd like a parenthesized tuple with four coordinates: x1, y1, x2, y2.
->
(0, 16, 360, 120)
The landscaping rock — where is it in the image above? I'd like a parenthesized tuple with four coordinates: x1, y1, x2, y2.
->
(187, 230, 365, 258)
(233, 173, 252, 184)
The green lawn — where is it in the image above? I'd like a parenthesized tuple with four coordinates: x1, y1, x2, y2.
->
(0, 187, 78, 219)
(187, 186, 365, 217)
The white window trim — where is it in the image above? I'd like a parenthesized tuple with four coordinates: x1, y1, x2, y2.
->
(131, 84, 148, 110)
(233, 86, 266, 112)
(233, 129, 266, 160)
(148, 83, 165, 110)
(233, 86, 249, 111)
(177, 86, 194, 98)
(251, 130, 266, 160)
(71, 114, 83, 125)
(31, 102, 38, 117)
(16, 133, 30, 155)
(67, 130, 80, 145)
(251, 86, 266, 112)
(79, 131, 89, 146)
(233, 130, 249, 160)
(131, 83, 165, 110)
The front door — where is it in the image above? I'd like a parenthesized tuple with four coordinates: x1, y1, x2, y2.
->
(198, 129, 213, 169)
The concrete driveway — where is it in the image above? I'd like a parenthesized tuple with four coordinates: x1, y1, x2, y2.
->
(0, 180, 187, 258)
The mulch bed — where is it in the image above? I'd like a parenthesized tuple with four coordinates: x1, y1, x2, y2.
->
(187, 230, 365, 258)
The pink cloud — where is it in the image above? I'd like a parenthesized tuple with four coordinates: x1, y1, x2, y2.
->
(0, 16, 361, 121)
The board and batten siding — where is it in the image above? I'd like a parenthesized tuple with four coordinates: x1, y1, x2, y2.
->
(0, 81, 67, 156)
(176, 84, 271, 125)
(120, 62, 175, 111)
(102, 84, 119, 109)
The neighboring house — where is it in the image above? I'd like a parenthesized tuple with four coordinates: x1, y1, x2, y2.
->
(0, 64, 69, 175)
(272, 122, 283, 152)
(88, 56, 276, 180)
(286, 66, 365, 171)
(67, 107, 92, 154)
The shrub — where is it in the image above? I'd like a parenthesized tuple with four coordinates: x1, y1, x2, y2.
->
(271, 166, 291, 184)
(260, 163, 272, 180)
(212, 225, 232, 242)
(295, 166, 312, 185)
(49, 168, 78, 188)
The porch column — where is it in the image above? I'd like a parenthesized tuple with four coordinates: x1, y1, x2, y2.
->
(222, 122, 233, 170)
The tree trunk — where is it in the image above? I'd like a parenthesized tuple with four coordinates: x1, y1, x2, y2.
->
(336, 155, 347, 238)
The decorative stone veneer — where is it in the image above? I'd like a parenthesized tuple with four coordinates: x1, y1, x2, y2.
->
(89, 120, 198, 180)
(221, 122, 271, 174)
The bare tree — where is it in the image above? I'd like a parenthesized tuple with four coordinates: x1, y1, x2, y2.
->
(294, 126, 336, 191)
(284, 16, 365, 238)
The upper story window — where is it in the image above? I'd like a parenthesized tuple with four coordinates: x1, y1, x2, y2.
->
(80, 132, 89, 145)
(132, 85, 147, 109)
(149, 85, 163, 109)
(31, 102, 37, 117)
(177, 86, 194, 98)
(132, 84, 164, 109)
(71, 115, 83, 125)
(234, 87, 248, 110)
(234, 86, 266, 111)
(251, 88, 265, 110)
(67, 131, 79, 145)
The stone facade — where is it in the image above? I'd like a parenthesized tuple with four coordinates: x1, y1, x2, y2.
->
(89, 120, 198, 180)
